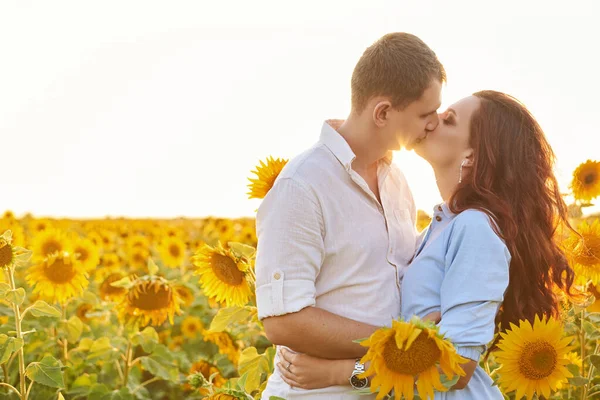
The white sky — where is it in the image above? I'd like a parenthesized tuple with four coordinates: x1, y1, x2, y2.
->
(1, 0, 599, 219)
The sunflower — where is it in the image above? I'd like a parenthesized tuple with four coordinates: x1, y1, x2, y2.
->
(565, 351, 582, 369)
(99, 272, 127, 301)
(247, 156, 288, 199)
(157, 236, 186, 268)
(564, 219, 600, 284)
(570, 160, 600, 202)
(203, 330, 241, 365)
(181, 316, 204, 339)
(358, 317, 467, 400)
(93, 253, 122, 283)
(174, 284, 195, 307)
(25, 251, 89, 305)
(0, 221, 25, 247)
(191, 243, 254, 307)
(72, 237, 100, 272)
(416, 210, 432, 232)
(168, 335, 184, 350)
(588, 283, 600, 313)
(0, 232, 16, 270)
(189, 360, 226, 386)
(76, 303, 93, 323)
(31, 229, 71, 261)
(128, 248, 150, 271)
(117, 275, 182, 327)
(495, 315, 574, 400)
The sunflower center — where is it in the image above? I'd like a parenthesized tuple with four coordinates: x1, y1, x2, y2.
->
(44, 257, 77, 284)
(518, 340, 557, 379)
(129, 282, 172, 310)
(210, 253, 244, 285)
(101, 273, 127, 295)
(169, 244, 181, 258)
(75, 247, 89, 262)
(42, 240, 62, 257)
(383, 332, 441, 375)
(584, 172, 597, 185)
(0, 242, 13, 268)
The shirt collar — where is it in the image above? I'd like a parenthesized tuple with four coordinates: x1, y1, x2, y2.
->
(434, 202, 456, 219)
(320, 119, 394, 171)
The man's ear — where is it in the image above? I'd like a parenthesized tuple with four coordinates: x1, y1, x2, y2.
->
(372, 100, 392, 128)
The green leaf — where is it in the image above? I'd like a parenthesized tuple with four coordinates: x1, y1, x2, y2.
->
(147, 258, 159, 276)
(87, 337, 117, 363)
(64, 316, 84, 344)
(139, 355, 178, 382)
(67, 373, 98, 398)
(352, 337, 368, 344)
(590, 354, 600, 370)
(583, 320, 600, 340)
(13, 247, 33, 267)
(440, 373, 460, 388)
(567, 363, 581, 377)
(0, 334, 24, 364)
(269, 397, 287, 400)
(4, 287, 26, 306)
(227, 242, 256, 259)
(0, 282, 10, 297)
(568, 376, 589, 386)
(209, 306, 256, 332)
(110, 276, 133, 289)
(25, 355, 65, 388)
(131, 327, 159, 353)
(82, 291, 99, 305)
(29, 301, 61, 318)
(238, 347, 269, 393)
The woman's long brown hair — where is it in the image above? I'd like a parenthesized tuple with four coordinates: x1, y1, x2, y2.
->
(448, 90, 575, 351)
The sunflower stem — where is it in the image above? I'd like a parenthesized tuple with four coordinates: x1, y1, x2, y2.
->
(0, 382, 20, 397)
(5, 268, 27, 400)
(583, 341, 600, 400)
(131, 377, 161, 394)
(122, 341, 133, 388)
(24, 381, 33, 400)
(114, 360, 124, 382)
(581, 310, 586, 376)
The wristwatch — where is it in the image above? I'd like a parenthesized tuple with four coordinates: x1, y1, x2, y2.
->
(349, 359, 369, 389)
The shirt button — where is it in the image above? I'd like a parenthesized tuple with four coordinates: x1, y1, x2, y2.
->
(438, 205, 443, 211)
(435, 216, 442, 222)
(273, 273, 281, 280)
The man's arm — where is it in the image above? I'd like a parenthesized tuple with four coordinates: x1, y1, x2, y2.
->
(256, 175, 377, 358)
(263, 307, 378, 359)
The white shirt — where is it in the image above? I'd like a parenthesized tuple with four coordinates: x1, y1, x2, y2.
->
(255, 120, 418, 399)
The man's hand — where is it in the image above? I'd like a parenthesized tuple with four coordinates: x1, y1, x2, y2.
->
(422, 311, 441, 324)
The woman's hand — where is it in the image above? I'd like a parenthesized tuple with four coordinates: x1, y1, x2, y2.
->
(276, 347, 355, 390)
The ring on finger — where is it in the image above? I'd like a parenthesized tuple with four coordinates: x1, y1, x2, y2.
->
(286, 361, 292, 371)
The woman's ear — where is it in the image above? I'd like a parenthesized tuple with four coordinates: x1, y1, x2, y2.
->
(463, 149, 475, 167)
(372, 100, 392, 128)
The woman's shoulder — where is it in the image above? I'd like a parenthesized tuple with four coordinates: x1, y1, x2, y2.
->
(449, 208, 502, 241)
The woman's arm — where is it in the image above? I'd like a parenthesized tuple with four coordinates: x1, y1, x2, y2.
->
(277, 348, 355, 390)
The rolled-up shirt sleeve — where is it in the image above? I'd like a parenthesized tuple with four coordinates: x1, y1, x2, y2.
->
(255, 176, 325, 320)
(438, 211, 511, 361)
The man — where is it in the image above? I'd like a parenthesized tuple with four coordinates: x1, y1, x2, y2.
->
(255, 32, 445, 399)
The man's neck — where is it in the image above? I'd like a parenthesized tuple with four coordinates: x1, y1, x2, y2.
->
(335, 115, 388, 171)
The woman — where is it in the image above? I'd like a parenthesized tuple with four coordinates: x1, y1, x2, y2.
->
(274, 91, 575, 399)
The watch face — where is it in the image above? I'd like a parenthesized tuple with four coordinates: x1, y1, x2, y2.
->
(350, 374, 368, 389)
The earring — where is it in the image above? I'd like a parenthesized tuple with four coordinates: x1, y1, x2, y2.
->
(459, 160, 468, 183)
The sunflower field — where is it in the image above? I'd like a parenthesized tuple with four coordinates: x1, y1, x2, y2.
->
(0, 158, 599, 400)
